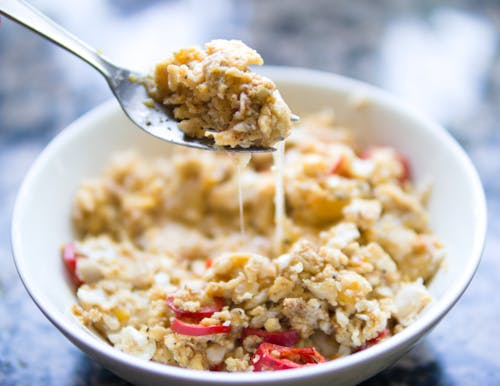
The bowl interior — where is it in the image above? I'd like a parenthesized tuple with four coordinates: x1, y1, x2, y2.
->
(12, 67, 486, 385)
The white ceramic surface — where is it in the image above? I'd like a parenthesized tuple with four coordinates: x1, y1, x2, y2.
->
(11, 67, 486, 386)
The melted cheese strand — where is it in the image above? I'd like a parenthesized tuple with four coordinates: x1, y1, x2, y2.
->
(235, 153, 251, 237)
(273, 140, 286, 255)
(237, 163, 245, 237)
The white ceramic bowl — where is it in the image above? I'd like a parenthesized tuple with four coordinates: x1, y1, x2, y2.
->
(12, 67, 486, 386)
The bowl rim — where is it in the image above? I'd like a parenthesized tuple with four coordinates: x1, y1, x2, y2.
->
(11, 66, 487, 384)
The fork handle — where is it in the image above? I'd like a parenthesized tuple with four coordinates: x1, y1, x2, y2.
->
(0, 0, 115, 78)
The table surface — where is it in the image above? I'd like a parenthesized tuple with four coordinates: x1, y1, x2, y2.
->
(1, 1, 499, 385)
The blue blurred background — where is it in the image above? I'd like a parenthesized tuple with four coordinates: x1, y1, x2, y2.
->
(1, 1, 499, 385)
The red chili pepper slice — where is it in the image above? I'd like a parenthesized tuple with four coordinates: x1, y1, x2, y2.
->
(395, 153, 411, 184)
(166, 296, 224, 319)
(209, 363, 224, 372)
(242, 328, 300, 347)
(62, 243, 83, 286)
(367, 328, 390, 346)
(359, 146, 374, 160)
(251, 342, 326, 371)
(328, 154, 344, 175)
(354, 328, 391, 352)
(360, 147, 411, 184)
(170, 318, 232, 336)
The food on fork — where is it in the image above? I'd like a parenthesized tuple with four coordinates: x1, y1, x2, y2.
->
(145, 39, 292, 149)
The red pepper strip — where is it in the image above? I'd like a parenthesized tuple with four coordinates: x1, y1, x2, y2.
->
(166, 297, 224, 319)
(354, 328, 391, 352)
(171, 318, 231, 336)
(242, 328, 300, 347)
(205, 258, 213, 269)
(62, 243, 83, 286)
(251, 343, 326, 371)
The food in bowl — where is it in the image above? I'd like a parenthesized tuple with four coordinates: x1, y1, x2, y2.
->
(145, 39, 292, 148)
(64, 110, 444, 372)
